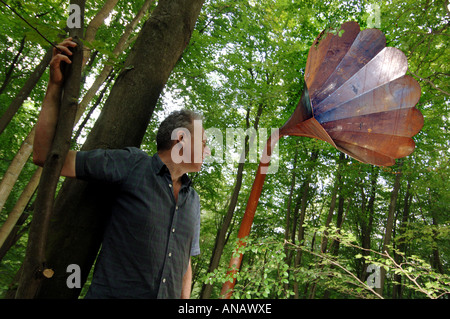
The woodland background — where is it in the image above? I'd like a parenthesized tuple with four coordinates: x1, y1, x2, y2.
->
(0, 0, 449, 299)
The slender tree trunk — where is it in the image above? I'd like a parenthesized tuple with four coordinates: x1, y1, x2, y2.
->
(360, 167, 378, 282)
(283, 176, 304, 277)
(307, 153, 345, 298)
(82, 0, 120, 66)
(0, 192, 34, 263)
(321, 193, 346, 299)
(0, 36, 26, 95)
(15, 0, 86, 299)
(330, 195, 345, 255)
(282, 148, 298, 294)
(30, 0, 205, 299)
(293, 150, 318, 299)
(72, 69, 115, 143)
(284, 148, 299, 247)
(0, 168, 41, 250)
(376, 161, 403, 297)
(320, 152, 344, 253)
(0, 48, 53, 135)
(393, 180, 411, 299)
(431, 216, 444, 274)
(0, 127, 36, 213)
(201, 103, 263, 299)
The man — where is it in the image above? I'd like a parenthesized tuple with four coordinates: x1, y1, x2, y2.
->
(33, 38, 210, 298)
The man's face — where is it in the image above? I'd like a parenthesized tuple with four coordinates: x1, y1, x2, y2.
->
(189, 121, 210, 172)
(171, 120, 210, 172)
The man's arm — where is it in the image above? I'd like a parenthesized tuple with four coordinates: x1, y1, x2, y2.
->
(33, 38, 78, 178)
(181, 258, 193, 299)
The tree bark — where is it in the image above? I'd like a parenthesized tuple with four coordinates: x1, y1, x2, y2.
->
(376, 161, 403, 297)
(31, 0, 205, 299)
(15, 0, 86, 299)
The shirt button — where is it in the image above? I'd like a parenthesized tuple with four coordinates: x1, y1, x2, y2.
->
(162, 278, 166, 283)
(176, 206, 179, 210)
(169, 184, 172, 188)
(172, 228, 175, 233)
(168, 252, 172, 257)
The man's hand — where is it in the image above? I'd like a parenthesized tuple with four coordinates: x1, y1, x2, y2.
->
(33, 38, 78, 178)
(49, 38, 77, 86)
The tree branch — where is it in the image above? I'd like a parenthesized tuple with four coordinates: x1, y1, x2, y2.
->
(15, 0, 86, 299)
(0, 0, 60, 51)
(408, 68, 450, 96)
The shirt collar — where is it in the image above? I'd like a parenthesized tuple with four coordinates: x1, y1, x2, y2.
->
(153, 153, 192, 187)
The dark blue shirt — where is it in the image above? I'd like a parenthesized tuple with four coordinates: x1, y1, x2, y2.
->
(75, 147, 201, 299)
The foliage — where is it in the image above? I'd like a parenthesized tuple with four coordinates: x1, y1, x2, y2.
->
(205, 230, 450, 299)
(203, 236, 294, 299)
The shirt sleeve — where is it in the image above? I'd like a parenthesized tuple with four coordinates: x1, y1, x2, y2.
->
(75, 147, 139, 184)
(190, 192, 201, 257)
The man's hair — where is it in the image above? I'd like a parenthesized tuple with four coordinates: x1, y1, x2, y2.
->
(156, 109, 203, 151)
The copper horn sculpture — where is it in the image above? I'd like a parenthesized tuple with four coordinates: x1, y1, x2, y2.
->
(219, 21, 423, 299)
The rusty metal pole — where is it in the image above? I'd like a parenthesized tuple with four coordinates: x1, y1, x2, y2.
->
(219, 133, 281, 299)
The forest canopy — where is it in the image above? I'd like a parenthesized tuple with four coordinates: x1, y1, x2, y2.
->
(0, 0, 449, 299)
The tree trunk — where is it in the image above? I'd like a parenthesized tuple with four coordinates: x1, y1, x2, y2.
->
(284, 149, 299, 247)
(72, 69, 115, 143)
(201, 103, 264, 299)
(0, 48, 53, 135)
(0, 185, 35, 263)
(82, 0, 120, 67)
(293, 150, 318, 299)
(28, 0, 205, 299)
(376, 161, 403, 297)
(320, 152, 344, 253)
(0, 36, 26, 95)
(0, 168, 41, 250)
(392, 180, 411, 299)
(431, 216, 445, 274)
(283, 147, 298, 291)
(0, 127, 36, 213)
(15, 0, 86, 299)
(360, 167, 378, 282)
(329, 195, 345, 255)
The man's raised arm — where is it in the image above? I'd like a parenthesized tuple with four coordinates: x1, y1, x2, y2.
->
(33, 38, 78, 178)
